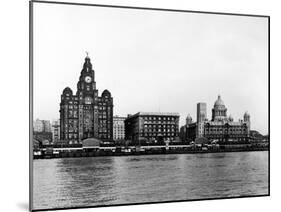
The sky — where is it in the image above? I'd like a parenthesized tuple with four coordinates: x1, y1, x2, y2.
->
(33, 2, 269, 134)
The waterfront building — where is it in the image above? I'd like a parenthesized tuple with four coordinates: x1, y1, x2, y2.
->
(179, 114, 193, 141)
(197, 103, 207, 137)
(124, 112, 180, 144)
(179, 126, 186, 141)
(51, 120, 60, 143)
(33, 119, 52, 133)
(185, 95, 251, 143)
(203, 118, 249, 142)
(59, 55, 113, 144)
(113, 116, 126, 141)
(186, 114, 197, 141)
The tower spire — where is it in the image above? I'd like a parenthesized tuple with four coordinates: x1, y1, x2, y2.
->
(83, 51, 92, 70)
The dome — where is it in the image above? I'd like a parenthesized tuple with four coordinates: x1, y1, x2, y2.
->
(63, 87, 73, 94)
(83, 54, 92, 70)
(102, 89, 111, 97)
(214, 95, 225, 107)
(186, 114, 192, 120)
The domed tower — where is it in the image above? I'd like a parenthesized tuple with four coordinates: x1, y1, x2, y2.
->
(59, 53, 114, 143)
(62, 87, 73, 96)
(99, 89, 114, 140)
(212, 95, 227, 122)
(76, 55, 97, 97)
(186, 114, 193, 125)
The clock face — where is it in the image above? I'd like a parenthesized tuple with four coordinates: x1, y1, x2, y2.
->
(85, 76, 92, 83)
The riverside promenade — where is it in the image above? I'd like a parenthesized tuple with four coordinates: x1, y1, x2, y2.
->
(33, 143, 269, 159)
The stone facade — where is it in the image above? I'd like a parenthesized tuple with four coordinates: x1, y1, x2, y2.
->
(113, 116, 126, 140)
(125, 112, 180, 144)
(197, 103, 207, 137)
(59, 56, 113, 144)
(185, 95, 251, 143)
(203, 121, 249, 142)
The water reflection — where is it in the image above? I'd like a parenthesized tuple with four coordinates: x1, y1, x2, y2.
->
(33, 151, 268, 210)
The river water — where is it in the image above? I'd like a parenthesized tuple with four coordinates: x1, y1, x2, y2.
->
(33, 151, 268, 210)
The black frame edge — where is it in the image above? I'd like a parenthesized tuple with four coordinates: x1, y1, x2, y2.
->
(29, 0, 34, 211)
(31, 0, 269, 18)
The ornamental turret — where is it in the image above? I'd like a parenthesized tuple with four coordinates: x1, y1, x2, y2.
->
(244, 111, 251, 133)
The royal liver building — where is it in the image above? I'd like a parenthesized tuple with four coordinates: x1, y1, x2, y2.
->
(59, 55, 113, 144)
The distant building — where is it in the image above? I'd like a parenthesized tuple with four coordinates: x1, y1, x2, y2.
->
(185, 95, 251, 143)
(186, 122, 197, 142)
(33, 119, 51, 133)
(197, 103, 207, 137)
(33, 132, 53, 144)
(250, 130, 268, 142)
(179, 126, 186, 141)
(34, 119, 43, 132)
(125, 112, 180, 144)
(113, 116, 126, 140)
(51, 120, 60, 143)
(59, 55, 113, 144)
(203, 120, 249, 143)
(179, 114, 192, 141)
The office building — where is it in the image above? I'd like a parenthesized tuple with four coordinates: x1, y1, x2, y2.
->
(59, 55, 113, 144)
(125, 112, 180, 144)
(113, 116, 126, 140)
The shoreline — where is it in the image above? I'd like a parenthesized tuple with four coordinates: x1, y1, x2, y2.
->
(33, 147, 268, 160)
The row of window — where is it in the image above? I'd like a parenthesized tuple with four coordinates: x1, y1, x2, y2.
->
(139, 133, 177, 137)
(143, 125, 177, 129)
(62, 100, 111, 107)
(63, 112, 111, 119)
(114, 133, 125, 136)
(114, 124, 124, 126)
(143, 121, 177, 125)
(64, 133, 78, 139)
(99, 102, 109, 105)
(205, 128, 247, 132)
(142, 129, 177, 132)
(62, 97, 79, 102)
(205, 132, 247, 136)
(142, 116, 177, 121)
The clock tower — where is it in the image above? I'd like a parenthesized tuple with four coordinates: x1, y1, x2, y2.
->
(59, 54, 113, 144)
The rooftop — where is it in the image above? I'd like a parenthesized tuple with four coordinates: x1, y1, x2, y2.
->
(205, 121, 247, 126)
(126, 112, 180, 119)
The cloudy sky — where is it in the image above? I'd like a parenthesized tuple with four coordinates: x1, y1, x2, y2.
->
(33, 2, 268, 134)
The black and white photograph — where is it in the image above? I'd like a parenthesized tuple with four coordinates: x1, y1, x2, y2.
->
(30, 1, 269, 211)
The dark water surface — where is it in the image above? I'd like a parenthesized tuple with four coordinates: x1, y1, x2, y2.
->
(33, 151, 268, 210)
